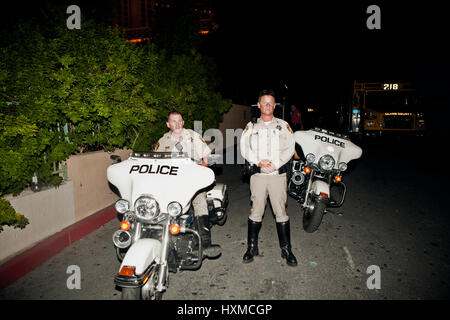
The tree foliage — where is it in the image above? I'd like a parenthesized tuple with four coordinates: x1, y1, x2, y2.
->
(0, 198, 29, 232)
(0, 18, 231, 231)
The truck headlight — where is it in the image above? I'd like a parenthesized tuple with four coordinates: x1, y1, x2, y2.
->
(115, 199, 130, 214)
(134, 195, 160, 221)
(167, 201, 182, 217)
(319, 155, 335, 171)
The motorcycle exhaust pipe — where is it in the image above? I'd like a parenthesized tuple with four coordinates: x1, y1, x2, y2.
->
(112, 230, 132, 249)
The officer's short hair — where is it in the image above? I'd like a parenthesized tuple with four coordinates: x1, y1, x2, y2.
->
(167, 110, 182, 120)
(258, 89, 276, 102)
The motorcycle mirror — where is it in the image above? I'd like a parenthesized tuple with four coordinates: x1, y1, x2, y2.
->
(110, 155, 121, 164)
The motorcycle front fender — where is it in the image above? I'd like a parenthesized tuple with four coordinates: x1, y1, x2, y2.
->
(311, 179, 330, 198)
(119, 239, 162, 276)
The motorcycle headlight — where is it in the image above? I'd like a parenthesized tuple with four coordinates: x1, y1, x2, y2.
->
(115, 199, 130, 214)
(306, 153, 315, 163)
(167, 201, 182, 217)
(338, 162, 348, 172)
(134, 195, 160, 221)
(319, 155, 335, 171)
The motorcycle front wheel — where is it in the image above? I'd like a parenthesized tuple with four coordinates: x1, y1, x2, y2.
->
(141, 265, 163, 300)
(121, 288, 140, 300)
(121, 266, 163, 300)
(303, 201, 326, 233)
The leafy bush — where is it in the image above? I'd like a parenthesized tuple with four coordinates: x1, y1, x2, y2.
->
(0, 19, 231, 232)
(0, 198, 29, 232)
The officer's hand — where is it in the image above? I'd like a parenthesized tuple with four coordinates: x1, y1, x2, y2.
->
(268, 161, 276, 172)
(259, 160, 276, 173)
(200, 158, 208, 167)
(258, 160, 270, 169)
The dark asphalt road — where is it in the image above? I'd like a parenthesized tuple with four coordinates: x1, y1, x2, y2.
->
(1, 136, 449, 300)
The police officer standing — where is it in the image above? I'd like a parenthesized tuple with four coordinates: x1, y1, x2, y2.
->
(154, 110, 221, 258)
(240, 89, 298, 266)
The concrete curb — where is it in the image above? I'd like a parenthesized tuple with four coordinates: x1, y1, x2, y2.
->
(0, 205, 117, 291)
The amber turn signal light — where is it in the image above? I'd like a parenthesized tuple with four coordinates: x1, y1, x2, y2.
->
(120, 220, 131, 231)
(170, 223, 180, 235)
(119, 265, 135, 276)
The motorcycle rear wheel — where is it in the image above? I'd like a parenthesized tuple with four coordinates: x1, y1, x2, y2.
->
(303, 201, 326, 233)
(216, 213, 227, 226)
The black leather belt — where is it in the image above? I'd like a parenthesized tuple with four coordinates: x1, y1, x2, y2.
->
(248, 162, 289, 175)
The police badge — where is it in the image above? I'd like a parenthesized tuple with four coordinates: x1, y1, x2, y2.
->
(276, 125, 282, 131)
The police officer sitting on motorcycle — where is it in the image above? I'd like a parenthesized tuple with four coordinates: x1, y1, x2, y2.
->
(154, 110, 221, 258)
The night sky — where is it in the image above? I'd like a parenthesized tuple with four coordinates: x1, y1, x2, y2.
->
(1, 0, 449, 133)
(206, 1, 449, 108)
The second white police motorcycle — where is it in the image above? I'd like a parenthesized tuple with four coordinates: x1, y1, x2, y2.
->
(107, 151, 228, 300)
(288, 128, 362, 233)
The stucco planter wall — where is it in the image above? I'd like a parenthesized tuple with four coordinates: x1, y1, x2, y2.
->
(0, 181, 75, 263)
(0, 149, 130, 264)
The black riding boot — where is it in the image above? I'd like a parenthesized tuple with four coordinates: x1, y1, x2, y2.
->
(197, 215, 221, 258)
(243, 219, 262, 263)
(276, 220, 298, 267)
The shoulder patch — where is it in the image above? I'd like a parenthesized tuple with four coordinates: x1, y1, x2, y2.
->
(153, 142, 160, 151)
(286, 124, 293, 134)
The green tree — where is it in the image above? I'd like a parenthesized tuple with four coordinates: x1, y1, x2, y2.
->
(1, 17, 230, 232)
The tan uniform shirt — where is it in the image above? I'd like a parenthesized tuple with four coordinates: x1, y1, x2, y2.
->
(154, 128, 211, 162)
(154, 128, 210, 216)
(240, 117, 295, 172)
(240, 117, 295, 222)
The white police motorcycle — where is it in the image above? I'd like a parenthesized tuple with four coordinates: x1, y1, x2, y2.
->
(107, 151, 228, 300)
(288, 128, 362, 233)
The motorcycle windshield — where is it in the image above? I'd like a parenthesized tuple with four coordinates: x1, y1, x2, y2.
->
(107, 155, 215, 213)
(294, 129, 362, 167)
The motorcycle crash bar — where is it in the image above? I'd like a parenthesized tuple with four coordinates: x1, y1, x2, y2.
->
(116, 264, 155, 288)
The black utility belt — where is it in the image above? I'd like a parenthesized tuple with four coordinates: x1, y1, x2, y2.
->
(248, 163, 288, 175)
